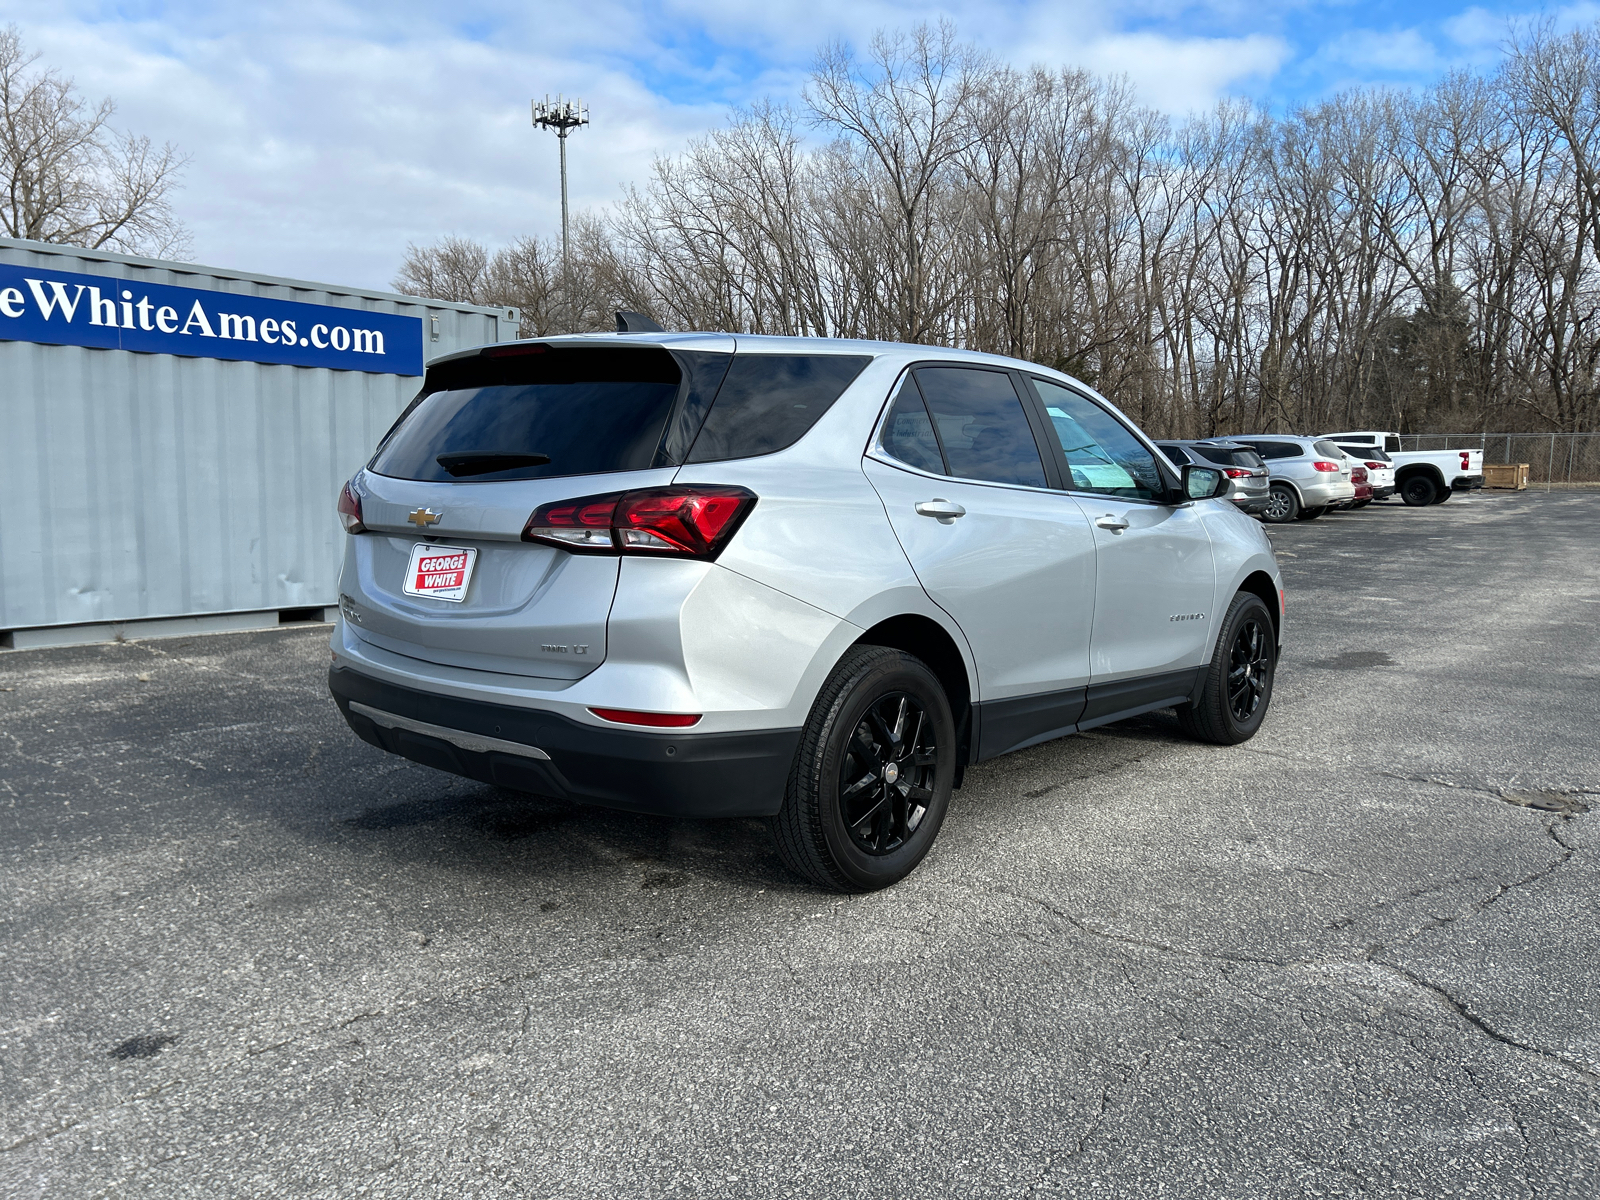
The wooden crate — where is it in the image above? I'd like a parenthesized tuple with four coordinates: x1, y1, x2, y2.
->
(1484, 462, 1529, 489)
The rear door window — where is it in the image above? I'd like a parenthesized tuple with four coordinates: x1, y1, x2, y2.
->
(1032, 379, 1164, 500)
(878, 375, 946, 475)
(686, 354, 871, 462)
(1158, 445, 1189, 465)
(371, 346, 686, 482)
(1248, 440, 1303, 460)
(911, 367, 1048, 488)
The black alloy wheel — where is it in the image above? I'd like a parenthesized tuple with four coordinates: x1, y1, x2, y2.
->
(1400, 474, 1438, 506)
(1225, 614, 1272, 723)
(772, 646, 956, 892)
(1262, 485, 1299, 524)
(838, 692, 939, 855)
(1177, 591, 1277, 745)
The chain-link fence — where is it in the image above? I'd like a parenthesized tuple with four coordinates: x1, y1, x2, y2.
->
(1396, 433, 1600, 486)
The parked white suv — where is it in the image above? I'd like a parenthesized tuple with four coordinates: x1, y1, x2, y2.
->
(330, 334, 1284, 890)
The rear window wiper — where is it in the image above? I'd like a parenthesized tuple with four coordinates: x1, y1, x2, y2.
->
(435, 452, 550, 477)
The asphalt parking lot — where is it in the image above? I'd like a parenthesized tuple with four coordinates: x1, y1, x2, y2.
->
(3, 489, 1597, 1199)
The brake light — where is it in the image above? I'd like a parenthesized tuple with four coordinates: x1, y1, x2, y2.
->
(1224, 467, 1252, 478)
(1460, 451, 1471, 470)
(588, 707, 702, 728)
(1351, 467, 1367, 483)
(337, 479, 365, 533)
(1312, 460, 1341, 472)
(1365, 461, 1384, 470)
(523, 486, 757, 559)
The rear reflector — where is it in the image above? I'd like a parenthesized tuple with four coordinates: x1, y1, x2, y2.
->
(588, 707, 702, 728)
(337, 479, 365, 533)
(524, 486, 757, 560)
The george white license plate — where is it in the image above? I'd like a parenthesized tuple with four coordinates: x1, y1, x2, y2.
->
(402, 544, 478, 603)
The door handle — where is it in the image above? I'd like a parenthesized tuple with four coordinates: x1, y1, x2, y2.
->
(915, 499, 967, 524)
(1095, 514, 1130, 533)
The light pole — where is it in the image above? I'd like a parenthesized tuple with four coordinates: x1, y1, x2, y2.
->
(532, 95, 589, 332)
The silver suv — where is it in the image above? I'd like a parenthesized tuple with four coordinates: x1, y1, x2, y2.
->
(330, 334, 1284, 891)
(1229, 436, 1357, 523)
(1155, 440, 1271, 515)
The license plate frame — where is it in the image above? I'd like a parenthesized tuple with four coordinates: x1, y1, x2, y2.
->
(402, 543, 478, 603)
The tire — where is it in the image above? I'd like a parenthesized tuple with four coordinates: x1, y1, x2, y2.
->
(1176, 592, 1276, 745)
(1400, 474, 1439, 506)
(1262, 485, 1299, 524)
(1297, 505, 1327, 520)
(771, 646, 957, 892)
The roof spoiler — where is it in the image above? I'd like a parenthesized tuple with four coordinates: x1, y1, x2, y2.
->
(615, 310, 665, 333)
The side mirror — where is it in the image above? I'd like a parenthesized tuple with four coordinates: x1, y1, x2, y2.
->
(1180, 464, 1227, 501)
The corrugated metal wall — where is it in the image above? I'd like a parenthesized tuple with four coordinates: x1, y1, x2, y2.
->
(0, 239, 517, 631)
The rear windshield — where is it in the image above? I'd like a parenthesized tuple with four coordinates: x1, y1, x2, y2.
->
(1343, 446, 1391, 462)
(686, 354, 872, 462)
(371, 346, 684, 483)
(1191, 444, 1265, 468)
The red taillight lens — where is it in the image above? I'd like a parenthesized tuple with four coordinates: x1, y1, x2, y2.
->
(523, 486, 757, 559)
(523, 492, 624, 551)
(1365, 461, 1384, 470)
(1312, 460, 1341, 472)
(1351, 467, 1367, 483)
(588, 707, 702, 728)
(1460, 451, 1471, 469)
(1223, 467, 1251, 478)
(337, 479, 365, 533)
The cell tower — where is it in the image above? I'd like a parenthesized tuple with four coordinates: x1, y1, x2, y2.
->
(532, 95, 589, 331)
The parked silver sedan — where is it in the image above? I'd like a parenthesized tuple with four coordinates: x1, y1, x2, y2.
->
(1155, 440, 1271, 516)
(1228, 436, 1357, 523)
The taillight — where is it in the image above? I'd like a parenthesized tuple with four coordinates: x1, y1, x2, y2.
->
(1460, 451, 1471, 470)
(1224, 467, 1251, 478)
(1352, 467, 1367, 483)
(1312, 460, 1341, 472)
(589, 707, 702, 728)
(1365, 461, 1384, 471)
(523, 486, 757, 559)
(337, 479, 365, 533)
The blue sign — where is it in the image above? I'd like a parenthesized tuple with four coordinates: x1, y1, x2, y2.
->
(0, 262, 423, 375)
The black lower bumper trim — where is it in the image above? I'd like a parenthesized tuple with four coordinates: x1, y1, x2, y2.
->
(329, 667, 800, 818)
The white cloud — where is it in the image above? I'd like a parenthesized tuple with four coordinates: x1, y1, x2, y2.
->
(1323, 27, 1441, 73)
(1075, 32, 1291, 113)
(1, 0, 1297, 290)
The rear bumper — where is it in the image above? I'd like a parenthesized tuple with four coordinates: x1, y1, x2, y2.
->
(1453, 475, 1485, 492)
(1231, 493, 1270, 514)
(1372, 486, 1395, 499)
(329, 666, 800, 818)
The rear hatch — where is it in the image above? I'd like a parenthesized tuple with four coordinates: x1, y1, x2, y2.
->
(342, 338, 733, 680)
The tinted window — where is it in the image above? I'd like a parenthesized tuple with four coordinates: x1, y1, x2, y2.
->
(686, 354, 872, 463)
(1313, 440, 1346, 459)
(1344, 446, 1391, 462)
(1158, 444, 1189, 465)
(879, 375, 945, 474)
(371, 347, 681, 482)
(1192, 444, 1265, 468)
(1339, 434, 1375, 445)
(1033, 380, 1164, 500)
(1384, 436, 1402, 453)
(912, 367, 1047, 488)
(1245, 440, 1303, 460)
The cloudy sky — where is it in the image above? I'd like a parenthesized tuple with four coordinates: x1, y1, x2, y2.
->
(3, 0, 1594, 290)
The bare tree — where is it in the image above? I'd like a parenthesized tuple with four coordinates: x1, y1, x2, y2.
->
(0, 25, 189, 256)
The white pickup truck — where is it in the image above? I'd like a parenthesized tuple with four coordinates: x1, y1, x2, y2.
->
(1322, 431, 1485, 506)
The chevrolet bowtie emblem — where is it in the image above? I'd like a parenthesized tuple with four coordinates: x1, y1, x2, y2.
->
(408, 508, 442, 527)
